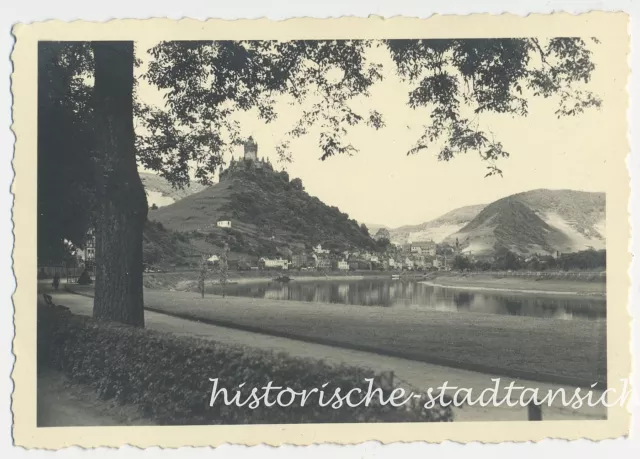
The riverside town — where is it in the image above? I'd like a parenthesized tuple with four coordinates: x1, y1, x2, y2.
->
(25, 27, 620, 439)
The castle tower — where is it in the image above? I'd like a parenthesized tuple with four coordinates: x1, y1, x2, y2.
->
(244, 136, 258, 161)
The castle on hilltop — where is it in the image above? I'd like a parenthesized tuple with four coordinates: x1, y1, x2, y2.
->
(219, 136, 274, 181)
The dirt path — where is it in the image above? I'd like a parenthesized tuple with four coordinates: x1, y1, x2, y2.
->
(47, 283, 606, 421)
(37, 370, 151, 427)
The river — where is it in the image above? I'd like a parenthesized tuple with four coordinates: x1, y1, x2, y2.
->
(207, 278, 605, 320)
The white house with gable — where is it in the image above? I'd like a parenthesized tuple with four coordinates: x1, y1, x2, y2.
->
(313, 244, 329, 255)
(259, 257, 289, 270)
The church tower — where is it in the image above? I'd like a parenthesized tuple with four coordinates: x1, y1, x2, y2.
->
(244, 136, 258, 161)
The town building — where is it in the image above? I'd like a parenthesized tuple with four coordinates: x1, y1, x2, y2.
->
(84, 228, 96, 265)
(337, 260, 349, 271)
(291, 253, 309, 269)
(410, 239, 436, 256)
(412, 256, 427, 269)
(361, 252, 380, 263)
(216, 220, 232, 228)
(313, 244, 330, 255)
(316, 258, 331, 270)
(433, 256, 451, 270)
(348, 260, 371, 270)
(73, 228, 96, 271)
(259, 257, 289, 270)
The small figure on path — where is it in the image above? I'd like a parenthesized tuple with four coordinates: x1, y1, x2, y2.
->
(52, 273, 60, 291)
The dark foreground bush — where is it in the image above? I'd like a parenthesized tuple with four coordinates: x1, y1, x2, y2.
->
(77, 270, 93, 285)
(38, 304, 453, 425)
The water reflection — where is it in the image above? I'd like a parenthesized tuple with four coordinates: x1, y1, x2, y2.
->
(208, 279, 605, 321)
(504, 299, 523, 317)
(453, 292, 473, 311)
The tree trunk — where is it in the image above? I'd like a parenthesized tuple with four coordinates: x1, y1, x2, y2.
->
(92, 42, 147, 327)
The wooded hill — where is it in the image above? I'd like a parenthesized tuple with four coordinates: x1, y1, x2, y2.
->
(148, 161, 376, 259)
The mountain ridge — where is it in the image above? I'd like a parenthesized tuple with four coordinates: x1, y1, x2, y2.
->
(383, 204, 487, 245)
(376, 189, 604, 256)
(447, 189, 605, 256)
(147, 168, 605, 259)
(140, 171, 206, 208)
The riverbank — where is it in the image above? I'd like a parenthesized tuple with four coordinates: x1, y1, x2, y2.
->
(67, 283, 606, 388)
(49, 284, 605, 421)
(144, 270, 606, 297)
(425, 273, 606, 297)
(144, 270, 417, 290)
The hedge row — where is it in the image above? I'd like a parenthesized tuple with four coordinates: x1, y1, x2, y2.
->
(38, 304, 453, 425)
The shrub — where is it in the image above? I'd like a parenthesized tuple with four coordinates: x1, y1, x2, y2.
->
(38, 305, 453, 425)
(77, 270, 93, 285)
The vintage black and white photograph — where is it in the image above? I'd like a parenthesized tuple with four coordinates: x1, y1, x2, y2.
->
(11, 13, 631, 447)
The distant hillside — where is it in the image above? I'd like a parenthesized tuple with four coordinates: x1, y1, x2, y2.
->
(150, 161, 375, 257)
(514, 189, 606, 242)
(143, 220, 198, 266)
(446, 189, 605, 256)
(387, 204, 486, 244)
(140, 171, 206, 208)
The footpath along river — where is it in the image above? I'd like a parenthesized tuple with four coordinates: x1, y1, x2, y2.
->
(47, 283, 607, 422)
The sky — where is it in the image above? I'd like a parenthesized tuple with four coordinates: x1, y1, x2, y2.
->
(134, 38, 617, 228)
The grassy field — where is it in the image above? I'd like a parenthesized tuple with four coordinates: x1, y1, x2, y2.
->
(93, 288, 606, 388)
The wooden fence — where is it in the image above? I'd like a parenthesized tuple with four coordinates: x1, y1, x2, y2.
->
(38, 265, 95, 282)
